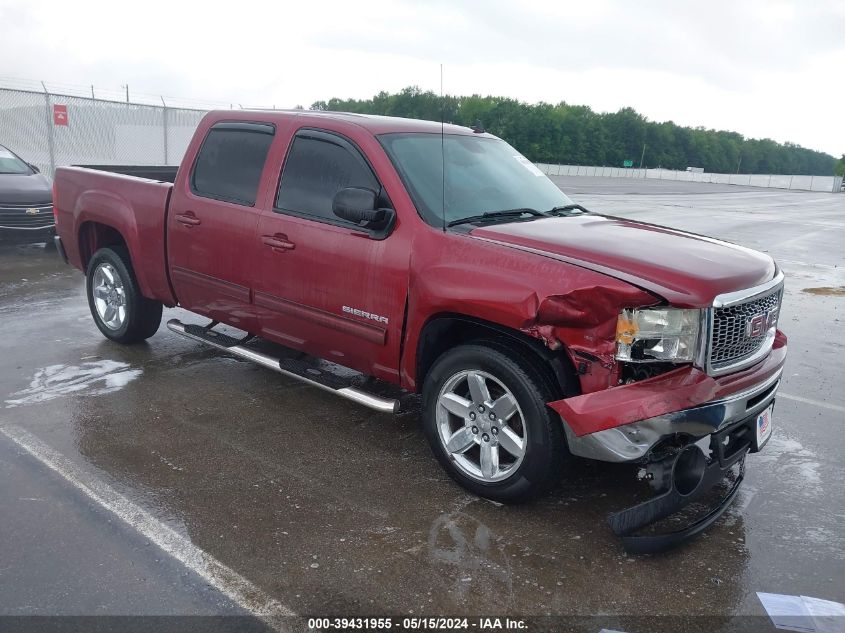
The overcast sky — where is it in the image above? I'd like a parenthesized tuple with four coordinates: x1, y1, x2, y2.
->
(1, 0, 842, 156)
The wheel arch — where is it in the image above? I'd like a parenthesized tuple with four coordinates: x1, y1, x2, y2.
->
(414, 313, 580, 399)
(78, 221, 127, 270)
(75, 216, 174, 305)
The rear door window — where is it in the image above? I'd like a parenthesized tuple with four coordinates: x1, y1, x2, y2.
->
(275, 132, 379, 224)
(191, 122, 274, 206)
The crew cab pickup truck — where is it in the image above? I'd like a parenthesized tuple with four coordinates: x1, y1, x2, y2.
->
(53, 110, 786, 552)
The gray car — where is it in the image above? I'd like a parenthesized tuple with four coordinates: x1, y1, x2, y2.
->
(0, 145, 54, 239)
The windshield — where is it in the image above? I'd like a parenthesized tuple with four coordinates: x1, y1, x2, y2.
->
(0, 148, 33, 175)
(378, 133, 573, 227)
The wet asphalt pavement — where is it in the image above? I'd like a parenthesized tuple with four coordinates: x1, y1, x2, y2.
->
(0, 178, 843, 631)
(0, 432, 251, 618)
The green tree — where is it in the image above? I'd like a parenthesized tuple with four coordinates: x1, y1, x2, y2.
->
(309, 88, 837, 176)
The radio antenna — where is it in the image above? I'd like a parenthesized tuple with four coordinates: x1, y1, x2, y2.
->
(440, 63, 446, 233)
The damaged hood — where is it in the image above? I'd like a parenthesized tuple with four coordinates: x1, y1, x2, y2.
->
(470, 215, 777, 307)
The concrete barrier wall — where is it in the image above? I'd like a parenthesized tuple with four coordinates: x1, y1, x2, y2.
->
(536, 163, 651, 179)
(536, 163, 843, 193)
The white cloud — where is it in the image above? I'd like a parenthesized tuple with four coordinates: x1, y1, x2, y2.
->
(0, 0, 842, 155)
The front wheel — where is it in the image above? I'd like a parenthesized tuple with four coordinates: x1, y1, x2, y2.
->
(86, 246, 162, 344)
(422, 343, 567, 503)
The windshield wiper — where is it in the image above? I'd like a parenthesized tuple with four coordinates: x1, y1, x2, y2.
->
(547, 204, 590, 216)
(447, 208, 546, 227)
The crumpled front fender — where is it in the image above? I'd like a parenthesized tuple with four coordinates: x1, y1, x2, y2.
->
(521, 284, 658, 392)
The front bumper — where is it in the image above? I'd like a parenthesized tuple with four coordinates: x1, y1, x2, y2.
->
(608, 413, 755, 554)
(0, 224, 55, 243)
(550, 331, 786, 463)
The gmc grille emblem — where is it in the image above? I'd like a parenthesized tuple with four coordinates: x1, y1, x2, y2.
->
(746, 307, 779, 337)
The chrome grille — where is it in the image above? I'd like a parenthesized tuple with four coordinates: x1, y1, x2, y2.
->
(710, 287, 782, 370)
(0, 204, 54, 229)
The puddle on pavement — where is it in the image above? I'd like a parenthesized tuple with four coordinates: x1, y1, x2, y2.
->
(5, 360, 142, 408)
(752, 434, 823, 492)
(802, 286, 845, 296)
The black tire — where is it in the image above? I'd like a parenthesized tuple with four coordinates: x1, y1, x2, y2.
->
(86, 246, 162, 344)
(422, 342, 568, 503)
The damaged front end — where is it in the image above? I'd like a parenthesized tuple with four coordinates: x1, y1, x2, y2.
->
(520, 284, 660, 392)
(607, 419, 751, 555)
(520, 274, 786, 553)
(563, 353, 783, 553)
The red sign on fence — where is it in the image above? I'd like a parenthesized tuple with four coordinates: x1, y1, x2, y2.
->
(53, 104, 68, 126)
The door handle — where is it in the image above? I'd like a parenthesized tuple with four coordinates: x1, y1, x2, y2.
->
(175, 213, 201, 227)
(262, 234, 295, 251)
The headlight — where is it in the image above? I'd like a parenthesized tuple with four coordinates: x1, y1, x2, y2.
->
(615, 308, 701, 363)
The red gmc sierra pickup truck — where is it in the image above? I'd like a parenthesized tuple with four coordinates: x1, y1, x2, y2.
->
(53, 110, 786, 552)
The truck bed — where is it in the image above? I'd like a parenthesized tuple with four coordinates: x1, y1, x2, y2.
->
(53, 165, 177, 305)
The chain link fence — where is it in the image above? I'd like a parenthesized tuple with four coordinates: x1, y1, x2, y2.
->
(0, 84, 210, 178)
(3, 79, 841, 194)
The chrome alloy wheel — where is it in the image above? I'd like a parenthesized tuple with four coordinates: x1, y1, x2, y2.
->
(436, 370, 527, 483)
(92, 262, 127, 330)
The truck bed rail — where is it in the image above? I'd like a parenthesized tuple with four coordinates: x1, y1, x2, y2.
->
(73, 165, 179, 183)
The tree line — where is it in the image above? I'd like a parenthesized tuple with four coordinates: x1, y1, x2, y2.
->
(311, 87, 838, 176)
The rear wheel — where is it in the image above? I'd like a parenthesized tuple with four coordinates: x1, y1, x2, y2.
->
(86, 246, 162, 344)
(422, 343, 567, 503)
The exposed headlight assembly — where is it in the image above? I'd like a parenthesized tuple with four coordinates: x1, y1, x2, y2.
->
(615, 308, 701, 363)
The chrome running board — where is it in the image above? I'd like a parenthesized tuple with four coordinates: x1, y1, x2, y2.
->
(167, 319, 400, 414)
